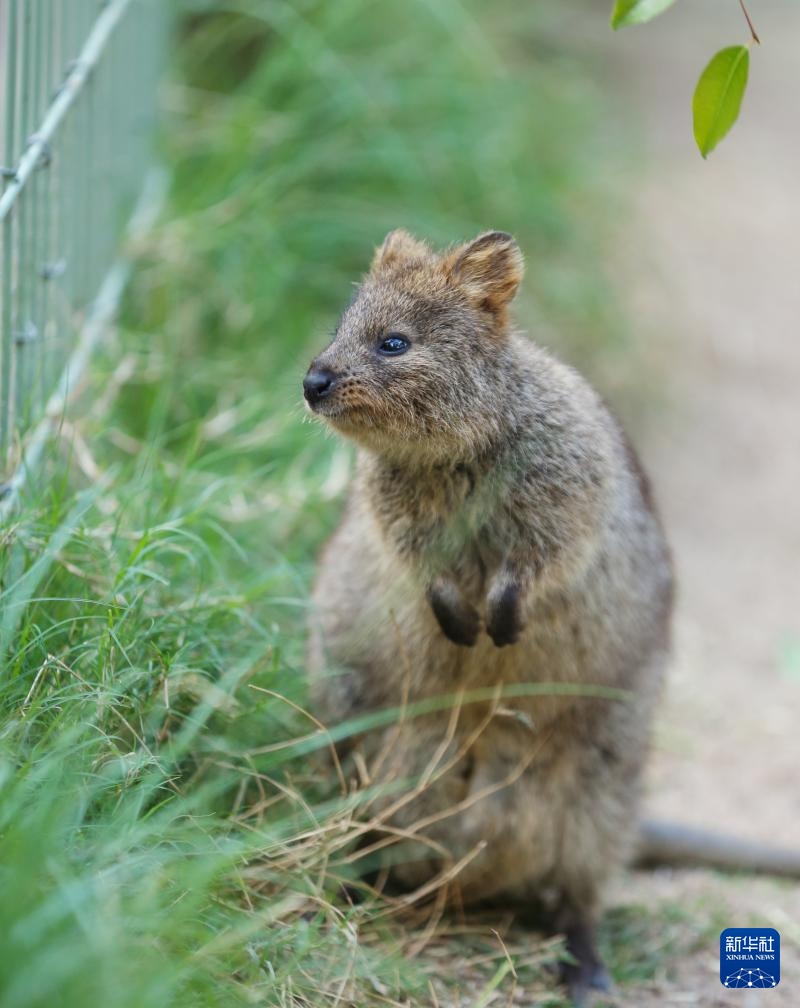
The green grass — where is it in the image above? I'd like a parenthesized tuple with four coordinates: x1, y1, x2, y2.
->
(600, 900, 727, 987)
(0, 2, 629, 1004)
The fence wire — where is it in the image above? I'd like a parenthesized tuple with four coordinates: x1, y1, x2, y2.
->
(0, 0, 168, 482)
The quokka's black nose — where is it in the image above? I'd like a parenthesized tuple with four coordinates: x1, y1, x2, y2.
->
(303, 368, 336, 403)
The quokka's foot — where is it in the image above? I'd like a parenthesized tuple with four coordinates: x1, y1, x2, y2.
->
(559, 960, 614, 1006)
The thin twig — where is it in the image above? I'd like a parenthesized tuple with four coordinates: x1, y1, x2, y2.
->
(247, 685, 347, 795)
(738, 0, 760, 44)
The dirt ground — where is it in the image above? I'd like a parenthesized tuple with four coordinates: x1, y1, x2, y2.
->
(603, 2, 800, 1004)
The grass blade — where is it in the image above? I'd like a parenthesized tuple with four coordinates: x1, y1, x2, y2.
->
(0, 488, 97, 667)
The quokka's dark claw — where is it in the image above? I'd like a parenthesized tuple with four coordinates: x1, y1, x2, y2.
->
(486, 582, 523, 647)
(427, 580, 480, 647)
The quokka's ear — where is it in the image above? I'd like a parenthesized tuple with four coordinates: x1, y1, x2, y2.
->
(446, 231, 524, 315)
(370, 229, 430, 274)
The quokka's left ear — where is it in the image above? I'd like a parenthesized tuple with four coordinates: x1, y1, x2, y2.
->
(445, 231, 524, 316)
(370, 229, 431, 275)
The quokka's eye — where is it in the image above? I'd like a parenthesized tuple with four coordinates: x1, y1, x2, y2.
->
(377, 334, 410, 356)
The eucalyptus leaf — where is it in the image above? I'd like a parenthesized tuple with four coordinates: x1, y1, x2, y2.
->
(692, 45, 750, 158)
(611, 0, 678, 29)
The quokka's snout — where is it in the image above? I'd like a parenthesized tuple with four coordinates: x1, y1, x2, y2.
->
(302, 364, 337, 407)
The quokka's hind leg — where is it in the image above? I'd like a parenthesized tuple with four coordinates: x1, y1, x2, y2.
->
(507, 894, 612, 1006)
(555, 907, 613, 1006)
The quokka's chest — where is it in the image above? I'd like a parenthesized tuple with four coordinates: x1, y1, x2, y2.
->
(367, 463, 514, 575)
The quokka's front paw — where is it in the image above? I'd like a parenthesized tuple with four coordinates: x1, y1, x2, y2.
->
(427, 579, 480, 647)
(486, 582, 524, 647)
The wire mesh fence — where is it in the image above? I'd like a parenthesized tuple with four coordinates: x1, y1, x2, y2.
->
(0, 0, 169, 484)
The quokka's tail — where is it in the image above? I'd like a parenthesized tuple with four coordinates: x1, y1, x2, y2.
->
(636, 819, 800, 878)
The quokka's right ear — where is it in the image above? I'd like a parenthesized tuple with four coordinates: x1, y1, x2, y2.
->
(370, 229, 430, 274)
(445, 231, 524, 317)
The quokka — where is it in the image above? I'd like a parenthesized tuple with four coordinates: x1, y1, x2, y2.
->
(303, 227, 673, 1004)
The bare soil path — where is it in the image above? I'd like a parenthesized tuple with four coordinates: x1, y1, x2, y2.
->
(604, 2, 800, 1004)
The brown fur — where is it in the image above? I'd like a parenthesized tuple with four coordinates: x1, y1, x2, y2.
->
(304, 230, 673, 1004)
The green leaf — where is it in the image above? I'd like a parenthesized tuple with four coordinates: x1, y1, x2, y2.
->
(611, 0, 678, 29)
(692, 45, 750, 158)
